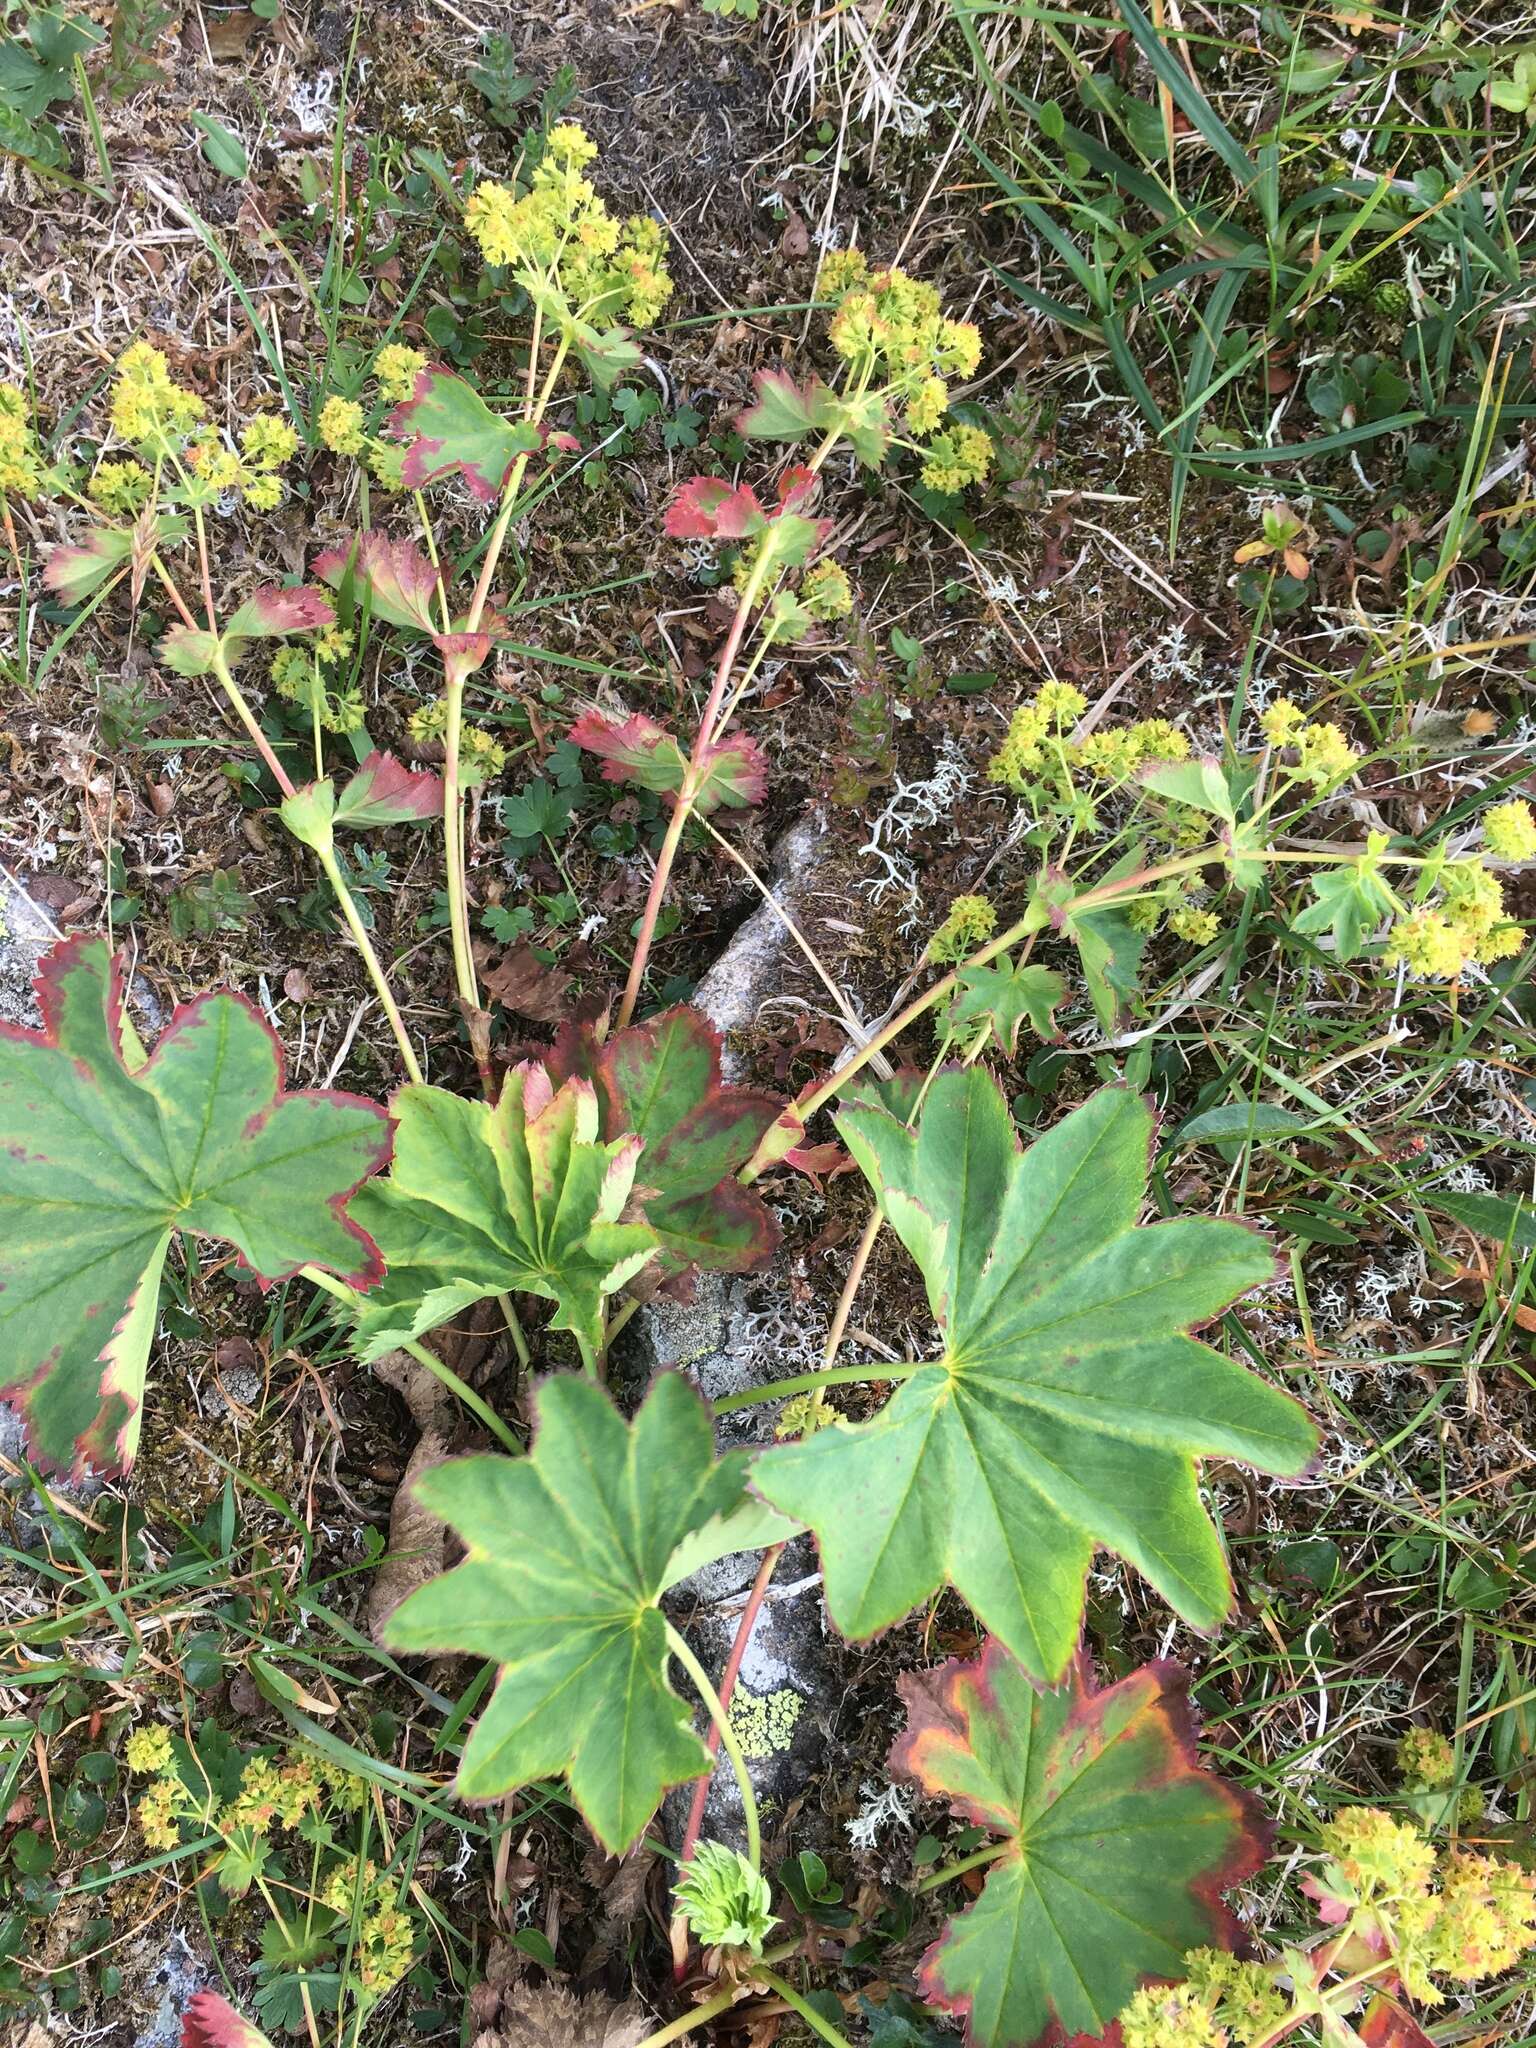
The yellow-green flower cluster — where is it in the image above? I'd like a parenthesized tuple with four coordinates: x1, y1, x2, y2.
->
(1169, 906, 1220, 945)
(186, 411, 299, 512)
(110, 342, 205, 451)
(1182, 1949, 1289, 2046)
(1260, 697, 1359, 788)
(124, 1722, 175, 1775)
(1316, 1807, 1536, 2005)
(928, 892, 997, 964)
(1484, 798, 1536, 862)
(1385, 857, 1523, 978)
(318, 395, 367, 456)
(463, 123, 673, 331)
(0, 382, 42, 497)
(920, 423, 994, 494)
(271, 643, 366, 735)
(408, 696, 506, 784)
(989, 686, 1191, 802)
(1118, 1984, 1230, 2048)
(373, 343, 428, 402)
(802, 558, 853, 619)
(815, 249, 988, 487)
(317, 388, 409, 491)
(1398, 1726, 1456, 1791)
(320, 1856, 417, 2003)
(89, 458, 153, 515)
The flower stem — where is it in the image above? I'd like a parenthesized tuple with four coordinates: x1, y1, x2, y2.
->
(663, 1620, 760, 1873)
(670, 1541, 785, 1979)
(311, 840, 424, 1084)
(208, 651, 297, 799)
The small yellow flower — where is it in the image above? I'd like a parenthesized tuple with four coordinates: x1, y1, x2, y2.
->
(1260, 697, 1305, 745)
(124, 1723, 175, 1775)
(241, 473, 283, 512)
(317, 396, 366, 455)
(372, 344, 428, 402)
(929, 893, 996, 964)
(920, 422, 992, 494)
(241, 414, 299, 469)
(905, 374, 949, 436)
(818, 248, 868, 298)
(0, 383, 42, 497)
(89, 458, 153, 515)
(802, 559, 853, 620)
(1169, 907, 1220, 945)
(1484, 799, 1536, 862)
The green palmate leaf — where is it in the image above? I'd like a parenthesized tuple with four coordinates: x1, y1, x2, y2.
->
(1139, 755, 1237, 824)
(550, 1005, 780, 1279)
(347, 1064, 658, 1363)
(384, 1372, 740, 1850)
(1292, 859, 1397, 960)
(0, 938, 390, 1475)
(893, 1641, 1267, 2048)
(387, 365, 543, 502)
(41, 525, 132, 603)
(1038, 855, 1148, 1034)
(734, 369, 890, 466)
(945, 959, 1065, 1056)
(752, 1072, 1316, 1681)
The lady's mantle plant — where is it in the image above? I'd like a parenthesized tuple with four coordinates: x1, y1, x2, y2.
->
(7, 122, 1524, 2048)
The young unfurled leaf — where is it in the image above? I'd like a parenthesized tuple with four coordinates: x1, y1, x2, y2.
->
(569, 710, 767, 810)
(346, 1065, 657, 1363)
(892, 1641, 1267, 2047)
(549, 1005, 780, 1280)
(387, 364, 543, 502)
(0, 938, 390, 1475)
(159, 584, 334, 677)
(752, 1072, 1316, 1681)
(945, 959, 1065, 1056)
(181, 1990, 278, 2048)
(384, 1371, 740, 1850)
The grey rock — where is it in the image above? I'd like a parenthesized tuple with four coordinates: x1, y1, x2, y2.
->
(636, 812, 838, 1852)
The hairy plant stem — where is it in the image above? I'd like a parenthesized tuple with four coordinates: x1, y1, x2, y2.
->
(663, 1621, 761, 1873)
(300, 1268, 520, 1455)
(669, 1540, 786, 1980)
(310, 840, 424, 1084)
(437, 331, 572, 1019)
(708, 1358, 920, 1416)
(752, 1967, 854, 2048)
(627, 1938, 805, 2048)
(617, 555, 771, 1030)
(914, 1840, 1010, 1893)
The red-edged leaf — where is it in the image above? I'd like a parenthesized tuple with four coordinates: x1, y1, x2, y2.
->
(388, 364, 543, 502)
(0, 938, 391, 1476)
(570, 712, 766, 812)
(777, 463, 819, 513)
(432, 629, 496, 691)
(1359, 1995, 1436, 2048)
(333, 751, 444, 829)
(159, 584, 334, 677)
(313, 530, 441, 634)
(783, 1139, 853, 1192)
(696, 731, 768, 809)
(595, 1006, 780, 1276)
(181, 1991, 277, 2048)
(664, 476, 767, 540)
(892, 1641, 1268, 2048)
(42, 526, 132, 604)
(225, 585, 334, 641)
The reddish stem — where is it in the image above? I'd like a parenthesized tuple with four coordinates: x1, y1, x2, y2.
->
(669, 1540, 786, 1981)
